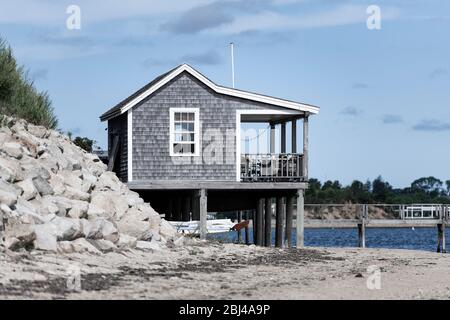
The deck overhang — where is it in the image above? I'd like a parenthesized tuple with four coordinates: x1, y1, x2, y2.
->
(128, 180, 308, 191)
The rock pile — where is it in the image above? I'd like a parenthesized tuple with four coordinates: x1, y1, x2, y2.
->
(0, 117, 179, 254)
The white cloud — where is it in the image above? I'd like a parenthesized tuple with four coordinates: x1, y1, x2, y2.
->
(210, 5, 400, 34)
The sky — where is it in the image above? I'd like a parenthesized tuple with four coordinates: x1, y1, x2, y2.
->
(0, 0, 449, 188)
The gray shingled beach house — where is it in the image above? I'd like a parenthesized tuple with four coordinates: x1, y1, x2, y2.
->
(100, 64, 319, 246)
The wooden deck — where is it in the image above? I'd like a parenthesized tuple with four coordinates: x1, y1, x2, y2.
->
(128, 180, 308, 190)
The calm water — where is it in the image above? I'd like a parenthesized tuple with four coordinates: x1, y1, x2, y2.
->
(208, 227, 450, 252)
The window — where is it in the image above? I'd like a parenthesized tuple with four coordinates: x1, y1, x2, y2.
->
(169, 108, 200, 156)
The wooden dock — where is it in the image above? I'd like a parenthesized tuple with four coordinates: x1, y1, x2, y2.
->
(236, 203, 449, 253)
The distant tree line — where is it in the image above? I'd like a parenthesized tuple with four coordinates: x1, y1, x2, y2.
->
(306, 176, 450, 204)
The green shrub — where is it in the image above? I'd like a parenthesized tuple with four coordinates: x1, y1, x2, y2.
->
(0, 38, 57, 129)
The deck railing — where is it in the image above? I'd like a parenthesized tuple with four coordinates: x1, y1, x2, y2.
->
(240, 153, 304, 182)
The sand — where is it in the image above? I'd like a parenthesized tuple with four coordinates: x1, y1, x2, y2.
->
(0, 240, 449, 300)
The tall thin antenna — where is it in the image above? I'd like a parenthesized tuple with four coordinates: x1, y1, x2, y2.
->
(230, 42, 235, 88)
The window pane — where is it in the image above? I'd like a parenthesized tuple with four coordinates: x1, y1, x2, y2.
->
(173, 143, 194, 154)
(175, 123, 182, 131)
(187, 113, 194, 121)
(182, 123, 188, 131)
(182, 113, 188, 121)
(175, 113, 181, 121)
(173, 143, 183, 154)
(187, 123, 194, 132)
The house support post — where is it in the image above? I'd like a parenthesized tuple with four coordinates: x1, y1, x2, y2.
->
(291, 120, 297, 153)
(199, 189, 208, 240)
(191, 194, 200, 221)
(182, 196, 191, 221)
(264, 198, 272, 247)
(244, 211, 250, 245)
(237, 211, 242, 243)
(270, 123, 276, 154)
(285, 195, 294, 248)
(296, 189, 304, 248)
(255, 198, 264, 246)
(281, 123, 286, 153)
(275, 196, 284, 248)
(303, 115, 309, 179)
(174, 197, 182, 221)
(166, 199, 173, 221)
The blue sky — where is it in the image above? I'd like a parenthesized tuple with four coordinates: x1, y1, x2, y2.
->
(1, 0, 449, 187)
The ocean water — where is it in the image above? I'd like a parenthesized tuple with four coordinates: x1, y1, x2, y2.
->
(208, 227, 450, 252)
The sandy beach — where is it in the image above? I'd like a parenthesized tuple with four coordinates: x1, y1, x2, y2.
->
(0, 240, 449, 300)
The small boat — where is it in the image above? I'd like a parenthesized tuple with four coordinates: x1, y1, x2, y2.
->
(169, 219, 236, 235)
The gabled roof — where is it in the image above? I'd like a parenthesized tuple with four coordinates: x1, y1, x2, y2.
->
(100, 64, 319, 121)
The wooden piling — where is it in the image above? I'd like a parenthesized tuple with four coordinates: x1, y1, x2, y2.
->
(357, 222, 366, 248)
(182, 196, 191, 221)
(244, 211, 250, 245)
(285, 195, 294, 248)
(264, 198, 272, 247)
(275, 196, 284, 248)
(296, 190, 304, 248)
(173, 197, 182, 221)
(191, 194, 200, 221)
(256, 198, 264, 246)
(237, 211, 242, 243)
(437, 223, 446, 253)
(166, 199, 173, 221)
(252, 210, 256, 244)
(357, 204, 367, 248)
(199, 189, 207, 240)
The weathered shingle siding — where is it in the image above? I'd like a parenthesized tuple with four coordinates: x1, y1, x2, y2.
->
(108, 113, 128, 182)
(132, 72, 284, 181)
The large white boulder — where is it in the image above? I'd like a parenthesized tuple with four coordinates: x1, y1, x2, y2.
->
(63, 186, 90, 202)
(159, 219, 177, 240)
(81, 218, 119, 243)
(32, 176, 54, 196)
(116, 233, 137, 248)
(58, 238, 101, 254)
(4, 224, 36, 250)
(2, 142, 23, 159)
(50, 216, 83, 241)
(16, 178, 38, 201)
(0, 157, 23, 182)
(0, 189, 17, 207)
(33, 223, 58, 252)
(116, 216, 151, 240)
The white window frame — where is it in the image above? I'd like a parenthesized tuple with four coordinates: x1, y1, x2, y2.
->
(169, 107, 200, 157)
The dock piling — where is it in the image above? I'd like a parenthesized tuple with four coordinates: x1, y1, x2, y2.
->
(182, 196, 190, 221)
(264, 198, 272, 247)
(437, 223, 446, 253)
(237, 211, 242, 243)
(285, 195, 294, 248)
(256, 198, 264, 246)
(275, 196, 284, 248)
(174, 197, 182, 221)
(244, 211, 250, 245)
(358, 205, 367, 248)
